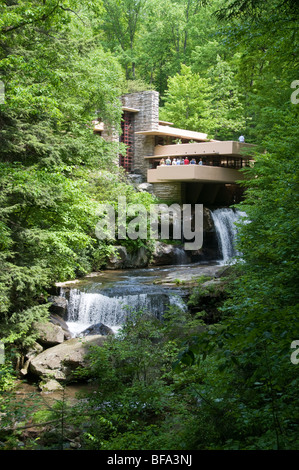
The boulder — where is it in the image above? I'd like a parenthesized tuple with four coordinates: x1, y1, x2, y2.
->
(106, 246, 128, 269)
(106, 245, 149, 269)
(25, 341, 44, 360)
(150, 241, 177, 266)
(39, 379, 64, 392)
(33, 321, 65, 347)
(29, 335, 106, 383)
(49, 313, 72, 340)
(48, 295, 68, 317)
(78, 323, 114, 337)
(137, 182, 154, 194)
(20, 360, 31, 377)
(21, 341, 44, 377)
(126, 173, 144, 186)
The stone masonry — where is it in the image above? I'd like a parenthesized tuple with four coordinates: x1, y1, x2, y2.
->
(121, 91, 159, 177)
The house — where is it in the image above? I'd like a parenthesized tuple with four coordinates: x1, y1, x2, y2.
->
(94, 90, 255, 205)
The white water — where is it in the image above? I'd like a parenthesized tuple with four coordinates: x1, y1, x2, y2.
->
(64, 283, 186, 337)
(211, 208, 247, 265)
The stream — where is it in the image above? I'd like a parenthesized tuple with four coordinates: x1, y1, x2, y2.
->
(15, 207, 245, 403)
(61, 263, 222, 337)
(60, 207, 246, 337)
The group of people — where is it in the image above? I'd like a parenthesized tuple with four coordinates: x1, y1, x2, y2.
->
(159, 157, 203, 166)
(157, 135, 246, 168)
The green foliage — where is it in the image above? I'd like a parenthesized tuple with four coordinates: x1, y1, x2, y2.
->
(0, 363, 16, 393)
(174, 95, 299, 449)
(0, 1, 153, 355)
(0, 0, 298, 452)
(72, 306, 209, 450)
(160, 57, 246, 139)
(206, 55, 246, 139)
(95, 0, 149, 79)
(159, 64, 213, 133)
(0, 14, 124, 166)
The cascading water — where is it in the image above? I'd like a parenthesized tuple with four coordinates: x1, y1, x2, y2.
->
(60, 208, 247, 337)
(211, 208, 246, 265)
(62, 270, 187, 337)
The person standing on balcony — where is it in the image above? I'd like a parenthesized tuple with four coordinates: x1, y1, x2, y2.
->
(176, 158, 181, 165)
(172, 158, 177, 165)
(238, 135, 245, 142)
(184, 157, 190, 165)
(166, 157, 171, 165)
(190, 158, 196, 164)
(198, 159, 203, 165)
(160, 158, 165, 166)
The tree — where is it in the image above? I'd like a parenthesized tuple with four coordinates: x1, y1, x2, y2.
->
(136, 0, 186, 94)
(207, 55, 246, 140)
(159, 64, 213, 133)
(0, 2, 125, 354)
(215, 0, 299, 20)
(214, 0, 299, 143)
(136, 0, 214, 94)
(159, 59, 245, 139)
(97, 0, 148, 79)
(174, 0, 299, 449)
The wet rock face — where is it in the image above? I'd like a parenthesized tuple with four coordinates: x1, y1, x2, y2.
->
(106, 246, 149, 269)
(103, 206, 220, 269)
(203, 207, 216, 232)
(78, 323, 114, 337)
(48, 295, 68, 317)
(106, 246, 128, 269)
(150, 242, 180, 266)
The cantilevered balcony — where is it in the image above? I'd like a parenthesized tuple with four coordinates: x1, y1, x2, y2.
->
(148, 164, 245, 184)
(151, 141, 254, 159)
(146, 141, 255, 184)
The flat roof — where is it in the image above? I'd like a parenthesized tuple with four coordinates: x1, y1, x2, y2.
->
(144, 141, 255, 159)
(135, 125, 208, 141)
(122, 106, 140, 113)
(159, 120, 174, 126)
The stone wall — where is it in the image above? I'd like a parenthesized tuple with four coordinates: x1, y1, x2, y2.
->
(152, 182, 186, 203)
(121, 91, 159, 177)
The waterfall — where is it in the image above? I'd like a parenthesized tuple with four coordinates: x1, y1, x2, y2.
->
(64, 286, 186, 337)
(211, 208, 246, 264)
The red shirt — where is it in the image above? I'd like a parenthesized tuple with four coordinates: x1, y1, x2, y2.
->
(184, 158, 190, 165)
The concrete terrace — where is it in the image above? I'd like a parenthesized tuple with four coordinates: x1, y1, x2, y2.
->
(148, 164, 244, 184)
(147, 141, 255, 185)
